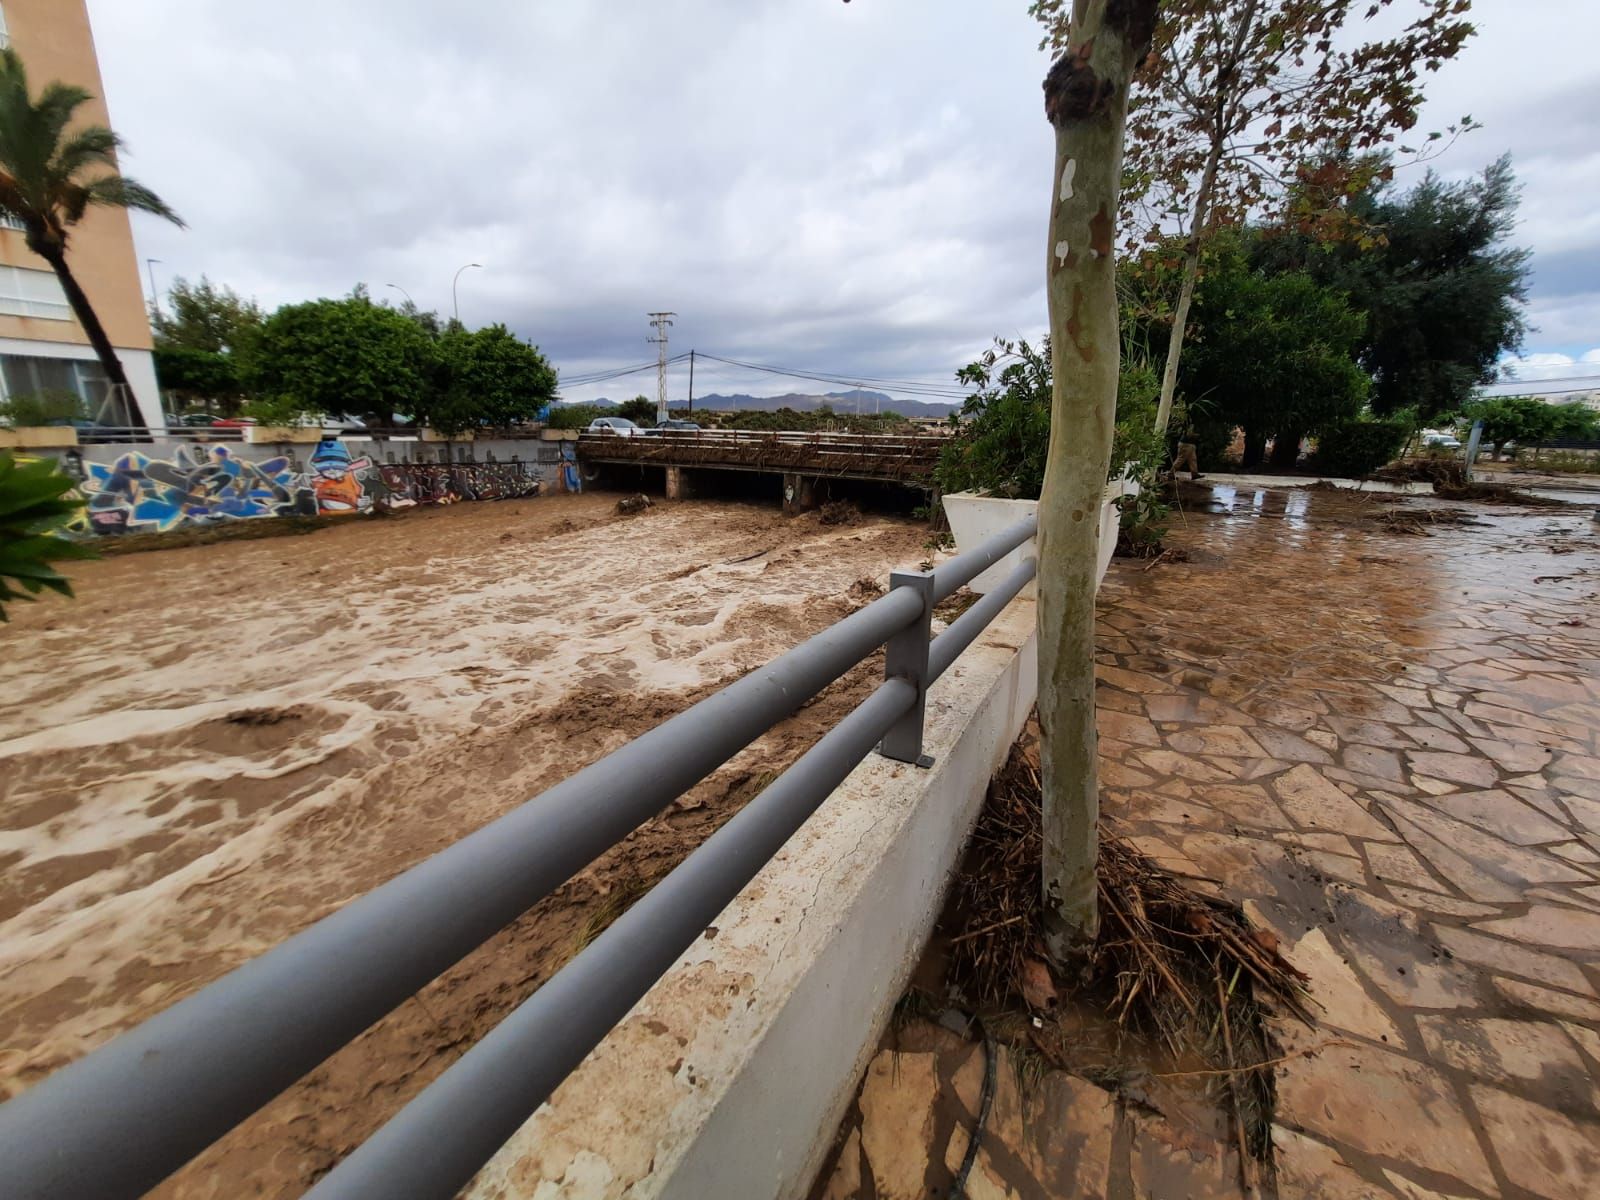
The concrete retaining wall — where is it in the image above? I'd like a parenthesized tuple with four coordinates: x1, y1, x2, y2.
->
(467, 597, 1039, 1200)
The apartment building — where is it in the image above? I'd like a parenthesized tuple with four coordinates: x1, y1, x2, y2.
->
(0, 0, 161, 427)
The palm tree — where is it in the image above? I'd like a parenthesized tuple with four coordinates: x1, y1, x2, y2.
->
(0, 47, 183, 429)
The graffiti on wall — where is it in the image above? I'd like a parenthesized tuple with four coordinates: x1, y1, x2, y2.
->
(308, 438, 375, 515)
(72, 440, 541, 534)
(375, 460, 542, 507)
(83, 444, 317, 535)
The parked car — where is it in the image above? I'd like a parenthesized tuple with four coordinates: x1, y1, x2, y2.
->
(1420, 430, 1462, 451)
(586, 416, 644, 437)
(648, 419, 701, 434)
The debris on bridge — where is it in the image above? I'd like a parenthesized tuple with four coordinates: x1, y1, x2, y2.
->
(578, 428, 947, 484)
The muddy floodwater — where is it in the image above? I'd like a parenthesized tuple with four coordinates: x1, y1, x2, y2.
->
(0, 494, 929, 1198)
(817, 484, 1600, 1200)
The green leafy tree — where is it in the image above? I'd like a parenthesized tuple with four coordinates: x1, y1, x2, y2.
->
(0, 453, 95, 620)
(152, 275, 263, 353)
(1261, 156, 1530, 420)
(1177, 235, 1371, 468)
(616, 395, 657, 425)
(545, 403, 604, 430)
(1032, 0, 1477, 436)
(1545, 401, 1600, 441)
(390, 297, 445, 339)
(0, 48, 184, 427)
(1461, 394, 1584, 458)
(420, 323, 558, 435)
(150, 276, 265, 415)
(153, 345, 242, 411)
(242, 296, 435, 428)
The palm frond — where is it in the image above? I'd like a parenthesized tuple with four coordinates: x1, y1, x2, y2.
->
(81, 174, 184, 226)
(0, 46, 181, 234)
(50, 124, 120, 178)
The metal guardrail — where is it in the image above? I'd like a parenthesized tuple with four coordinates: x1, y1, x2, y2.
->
(0, 515, 1040, 1200)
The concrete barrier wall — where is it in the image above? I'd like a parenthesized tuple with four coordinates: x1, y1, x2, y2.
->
(467, 598, 1039, 1200)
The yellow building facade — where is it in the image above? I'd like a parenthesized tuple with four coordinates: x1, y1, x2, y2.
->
(0, 0, 161, 427)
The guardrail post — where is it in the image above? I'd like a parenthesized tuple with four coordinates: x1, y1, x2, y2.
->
(879, 569, 935, 767)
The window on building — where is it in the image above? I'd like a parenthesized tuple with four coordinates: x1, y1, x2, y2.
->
(0, 353, 109, 411)
(0, 213, 24, 233)
(0, 265, 72, 320)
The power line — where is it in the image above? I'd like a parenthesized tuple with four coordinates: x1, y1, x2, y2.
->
(554, 349, 973, 404)
(698, 352, 972, 396)
(559, 354, 689, 387)
(693, 353, 972, 400)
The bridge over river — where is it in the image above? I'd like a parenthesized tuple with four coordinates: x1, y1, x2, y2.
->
(576, 428, 948, 507)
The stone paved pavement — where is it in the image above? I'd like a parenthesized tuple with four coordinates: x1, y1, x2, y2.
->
(815, 485, 1600, 1199)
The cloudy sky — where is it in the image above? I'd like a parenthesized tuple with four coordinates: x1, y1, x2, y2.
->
(85, 0, 1600, 405)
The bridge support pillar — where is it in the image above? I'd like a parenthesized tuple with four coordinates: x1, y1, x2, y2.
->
(782, 473, 817, 516)
(665, 465, 694, 501)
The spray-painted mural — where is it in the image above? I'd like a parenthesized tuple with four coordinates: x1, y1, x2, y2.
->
(71, 439, 542, 534)
(308, 438, 375, 515)
(84, 445, 317, 535)
(376, 461, 543, 507)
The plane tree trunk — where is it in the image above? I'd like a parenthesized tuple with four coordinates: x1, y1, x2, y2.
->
(1036, 0, 1158, 960)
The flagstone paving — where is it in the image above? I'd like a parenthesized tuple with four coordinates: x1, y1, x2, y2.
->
(813, 485, 1600, 1199)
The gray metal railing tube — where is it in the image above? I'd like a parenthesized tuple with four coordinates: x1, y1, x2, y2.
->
(928, 557, 1038, 682)
(929, 514, 1038, 602)
(304, 677, 919, 1200)
(0, 587, 924, 1200)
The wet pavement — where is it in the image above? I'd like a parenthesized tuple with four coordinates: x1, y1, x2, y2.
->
(816, 485, 1600, 1199)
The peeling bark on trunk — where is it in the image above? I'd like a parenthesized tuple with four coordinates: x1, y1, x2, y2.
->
(1038, 0, 1156, 960)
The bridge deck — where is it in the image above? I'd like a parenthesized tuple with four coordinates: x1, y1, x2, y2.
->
(576, 429, 947, 485)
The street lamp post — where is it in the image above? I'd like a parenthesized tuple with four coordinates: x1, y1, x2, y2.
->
(452, 263, 483, 325)
(385, 283, 415, 309)
(145, 258, 162, 313)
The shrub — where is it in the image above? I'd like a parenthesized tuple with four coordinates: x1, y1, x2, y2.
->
(935, 337, 1170, 549)
(546, 403, 606, 430)
(1309, 414, 1412, 478)
(0, 453, 95, 620)
(0, 389, 84, 427)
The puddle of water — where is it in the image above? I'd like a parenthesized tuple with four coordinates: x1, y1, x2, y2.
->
(1525, 488, 1600, 506)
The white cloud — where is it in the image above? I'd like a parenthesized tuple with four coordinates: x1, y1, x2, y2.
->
(77, 0, 1600, 404)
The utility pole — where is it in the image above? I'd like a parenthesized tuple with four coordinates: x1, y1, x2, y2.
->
(145, 258, 162, 316)
(687, 349, 695, 414)
(647, 312, 676, 424)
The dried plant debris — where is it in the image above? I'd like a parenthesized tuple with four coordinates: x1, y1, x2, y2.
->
(942, 730, 1313, 1168)
(818, 499, 862, 526)
(1369, 505, 1489, 535)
